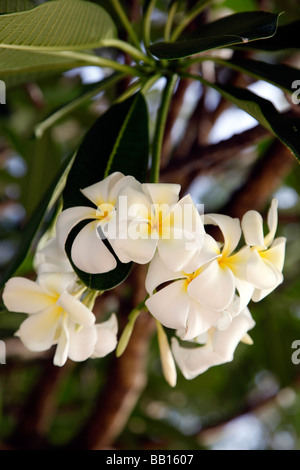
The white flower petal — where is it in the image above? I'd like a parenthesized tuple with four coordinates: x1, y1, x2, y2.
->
(251, 287, 272, 302)
(80, 172, 123, 207)
(171, 338, 220, 380)
(213, 307, 255, 360)
(180, 300, 222, 341)
(249, 237, 286, 300)
(108, 175, 141, 204)
(217, 312, 233, 331)
(34, 236, 73, 274)
(3, 277, 54, 313)
(16, 305, 62, 352)
(142, 183, 180, 206)
(172, 307, 255, 379)
(100, 312, 118, 335)
(172, 194, 204, 236)
(113, 233, 157, 264)
(145, 252, 181, 294)
(92, 314, 118, 358)
(71, 221, 117, 274)
(204, 213, 241, 257)
(146, 280, 190, 331)
(226, 245, 251, 280)
(157, 230, 202, 273)
(241, 210, 266, 248)
(117, 186, 151, 222)
(56, 206, 96, 250)
(261, 237, 286, 272)
(231, 277, 255, 316)
(246, 249, 283, 290)
(38, 272, 77, 297)
(188, 259, 235, 311)
(68, 323, 98, 362)
(184, 234, 220, 273)
(264, 198, 278, 247)
(53, 316, 69, 367)
(57, 291, 95, 327)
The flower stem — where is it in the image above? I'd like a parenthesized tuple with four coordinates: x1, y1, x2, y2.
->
(43, 50, 143, 77)
(82, 290, 101, 310)
(170, 0, 213, 42)
(116, 295, 149, 357)
(111, 0, 141, 51)
(164, 1, 178, 42)
(149, 73, 178, 183)
(35, 73, 126, 138)
(100, 38, 154, 66)
(140, 73, 161, 94)
(143, 0, 157, 48)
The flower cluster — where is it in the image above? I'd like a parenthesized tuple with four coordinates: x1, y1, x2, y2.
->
(3, 236, 118, 366)
(2, 172, 286, 383)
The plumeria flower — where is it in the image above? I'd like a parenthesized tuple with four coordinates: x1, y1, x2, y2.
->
(171, 306, 255, 380)
(113, 183, 205, 272)
(241, 198, 286, 301)
(34, 235, 75, 276)
(2, 273, 116, 366)
(56, 172, 140, 274)
(186, 213, 255, 320)
(145, 249, 223, 340)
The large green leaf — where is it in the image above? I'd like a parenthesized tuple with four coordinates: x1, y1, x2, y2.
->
(148, 11, 280, 59)
(200, 79, 300, 162)
(0, 49, 83, 88)
(62, 93, 149, 291)
(0, 0, 35, 13)
(239, 20, 300, 51)
(0, 0, 117, 51)
(0, 153, 74, 290)
(210, 57, 300, 95)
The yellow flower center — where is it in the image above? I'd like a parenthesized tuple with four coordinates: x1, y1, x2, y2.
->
(95, 203, 114, 223)
(183, 267, 202, 290)
(148, 206, 174, 238)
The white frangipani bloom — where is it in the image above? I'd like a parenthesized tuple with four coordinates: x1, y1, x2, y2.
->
(241, 198, 286, 301)
(145, 249, 223, 340)
(171, 307, 255, 380)
(34, 235, 75, 276)
(186, 213, 254, 318)
(113, 183, 205, 272)
(2, 273, 117, 366)
(56, 172, 140, 274)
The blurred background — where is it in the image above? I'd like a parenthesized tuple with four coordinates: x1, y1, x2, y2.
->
(1, 0, 300, 450)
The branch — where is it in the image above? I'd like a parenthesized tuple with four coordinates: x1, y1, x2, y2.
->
(222, 140, 295, 218)
(72, 265, 156, 450)
(161, 124, 270, 183)
(161, 76, 194, 166)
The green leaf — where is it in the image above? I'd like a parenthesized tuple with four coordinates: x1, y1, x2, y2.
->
(62, 93, 149, 291)
(0, 0, 117, 51)
(211, 57, 300, 95)
(220, 0, 257, 12)
(0, 49, 83, 88)
(148, 11, 280, 59)
(0, 0, 35, 13)
(0, 153, 74, 290)
(239, 20, 300, 51)
(205, 80, 300, 163)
